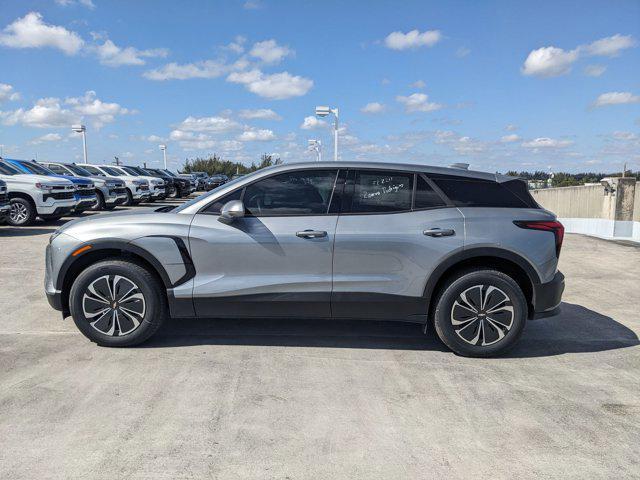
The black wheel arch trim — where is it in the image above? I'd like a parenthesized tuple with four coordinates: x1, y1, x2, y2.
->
(422, 246, 543, 314)
(56, 236, 195, 293)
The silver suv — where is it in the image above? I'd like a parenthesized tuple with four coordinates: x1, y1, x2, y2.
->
(45, 161, 565, 357)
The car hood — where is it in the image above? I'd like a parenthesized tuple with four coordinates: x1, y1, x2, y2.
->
(56, 207, 187, 242)
(1, 173, 74, 186)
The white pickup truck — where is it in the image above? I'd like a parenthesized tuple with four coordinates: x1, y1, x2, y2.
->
(0, 159, 76, 226)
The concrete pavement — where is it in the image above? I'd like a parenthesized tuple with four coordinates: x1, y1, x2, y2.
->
(0, 205, 639, 479)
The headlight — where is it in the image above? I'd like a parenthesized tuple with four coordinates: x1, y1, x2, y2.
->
(133, 180, 146, 186)
(35, 182, 54, 191)
(106, 182, 117, 188)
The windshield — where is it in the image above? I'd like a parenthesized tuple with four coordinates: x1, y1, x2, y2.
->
(101, 166, 123, 176)
(15, 161, 54, 176)
(162, 169, 178, 177)
(145, 169, 165, 177)
(121, 166, 140, 175)
(173, 174, 250, 213)
(0, 161, 20, 175)
(82, 165, 104, 176)
(66, 164, 91, 176)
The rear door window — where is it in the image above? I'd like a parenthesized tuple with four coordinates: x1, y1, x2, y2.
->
(414, 175, 447, 209)
(348, 170, 413, 213)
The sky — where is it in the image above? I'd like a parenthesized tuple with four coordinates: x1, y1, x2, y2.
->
(0, 0, 639, 173)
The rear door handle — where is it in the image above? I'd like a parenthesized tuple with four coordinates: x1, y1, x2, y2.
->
(423, 228, 455, 237)
(296, 230, 327, 239)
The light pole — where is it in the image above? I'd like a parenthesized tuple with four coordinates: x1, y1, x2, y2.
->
(71, 125, 87, 163)
(159, 144, 167, 169)
(315, 106, 339, 161)
(308, 139, 322, 162)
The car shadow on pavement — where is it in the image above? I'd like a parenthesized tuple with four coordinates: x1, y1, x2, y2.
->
(144, 301, 638, 357)
(0, 226, 58, 236)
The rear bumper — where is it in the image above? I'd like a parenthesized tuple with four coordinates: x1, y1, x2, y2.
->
(531, 271, 565, 319)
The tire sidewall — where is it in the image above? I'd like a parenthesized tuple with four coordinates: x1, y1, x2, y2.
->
(69, 261, 165, 347)
(91, 191, 105, 211)
(434, 270, 527, 357)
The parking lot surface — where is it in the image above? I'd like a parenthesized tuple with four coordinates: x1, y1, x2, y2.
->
(1, 199, 639, 479)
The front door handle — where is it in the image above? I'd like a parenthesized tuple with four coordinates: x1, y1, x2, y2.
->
(423, 228, 455, 237)
(296, 230, 327, 239)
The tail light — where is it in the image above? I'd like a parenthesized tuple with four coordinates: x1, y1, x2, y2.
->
(514, 220, 565, 258)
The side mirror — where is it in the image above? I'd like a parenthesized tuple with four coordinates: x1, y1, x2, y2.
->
(218, 200, 245, 224)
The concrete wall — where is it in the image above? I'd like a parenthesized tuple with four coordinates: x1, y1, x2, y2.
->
(531, 185, 603, 218)
(531, 178, 639, 243)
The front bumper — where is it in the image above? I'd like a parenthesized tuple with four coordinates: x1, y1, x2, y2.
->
(151, 187, 166, 199)
(531, 271, 565, 319)
(74, 195, 98, 211)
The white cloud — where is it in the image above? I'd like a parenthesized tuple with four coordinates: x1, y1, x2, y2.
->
(55, 0, 95, 9)
(223, 35, 246, 54)
(238, 108, 281, 120)
(143, 59, 233, 80)
(227, 70, 313, 99)
(585, 34, 636, 57)
(300, 116, 327, 130)
(361, 102, 386, 114)
(505, 124, 518, 131)
(521, 137, 573, 149)
(396, 93, 442, 113)
(0, 12, 84, 55)
(522, 34, 636, 78)
(249, 39, 293, 64)
(146, 134, 166, 142)
(31, 132, 62, 144)
(243, 0, 262, 9)
(522, 46, 579, 77)
(237, 128, 276, 141)
(410, 80, 426, 89)
(593, 91, 640, 107)
(611, 131, 638, 141)
(584, 64, 606, 77)
(456, 46, 471, 58)
(1, 90, 131, 129)
(0, 83, 20, 102)
(174, 115, 241, 132)
(384, 29, 442, 50)
(501, 134, 520, 143)
(94, 39, 168, 67)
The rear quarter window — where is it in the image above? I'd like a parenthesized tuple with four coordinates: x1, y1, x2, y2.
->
(429, 175, 538, 208)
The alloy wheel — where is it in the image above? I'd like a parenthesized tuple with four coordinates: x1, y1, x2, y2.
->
(82, 275, 146, 336)
(10, 202, 28, 224)
(450, 284, 514, 346)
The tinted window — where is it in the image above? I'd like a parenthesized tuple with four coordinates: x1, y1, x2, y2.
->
(82, 165, 104, 176)
(47, 164, 69, 175)
(430, 175, 536, 208)
(0, 161, 19, 175)
(414, 175, 446, 209)
(244, 169, 338, 216)
(14, 161, 53, 175)
(349, 170, 413, 213)
(202, 189, 243, 214)
(66, 164, 91, 176)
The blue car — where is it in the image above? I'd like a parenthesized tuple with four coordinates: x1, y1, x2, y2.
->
(4, 158, 97, 212)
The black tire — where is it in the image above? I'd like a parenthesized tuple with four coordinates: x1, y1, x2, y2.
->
(7, 197, 37, 226)
(104, 204, 117, 211)
(91, 191, 106, 211)
(123, 188, 134, 206)
(433, 269, 527, 357)
(69, 260, 167, 347)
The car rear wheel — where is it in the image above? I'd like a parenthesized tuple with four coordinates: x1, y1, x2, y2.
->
(69, 260, 166, 347)
(7, 198, 36, 226)
(433, 269, 527, 357)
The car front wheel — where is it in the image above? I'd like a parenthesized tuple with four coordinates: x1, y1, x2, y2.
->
(7, 198, 36, 226)
(69, 260, 166, 347)
(433, 269, 527, 357)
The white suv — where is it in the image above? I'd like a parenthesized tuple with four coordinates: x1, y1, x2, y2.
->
(0, 159, 76, 226)
(79, 164, 150, 206)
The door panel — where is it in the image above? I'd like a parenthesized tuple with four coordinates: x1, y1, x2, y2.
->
(189, 214, 338, 318)
(331, 208, 465, 320)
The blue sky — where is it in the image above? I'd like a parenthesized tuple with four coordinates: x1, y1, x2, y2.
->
(0, 0, 638, 173)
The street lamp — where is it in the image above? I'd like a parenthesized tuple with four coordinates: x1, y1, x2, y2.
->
(159, 144, 167, 169)
(315, 106, 339, 161)
(307, 139, 322, 162)
(71, 124, 87, 163)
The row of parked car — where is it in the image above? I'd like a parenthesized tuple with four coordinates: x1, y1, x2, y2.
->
(0, 158, 219, 227)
